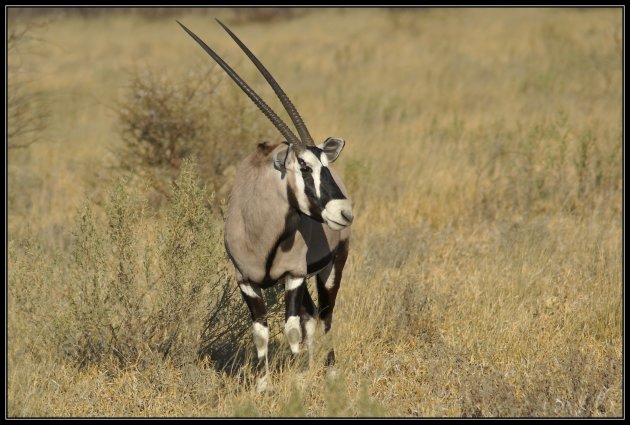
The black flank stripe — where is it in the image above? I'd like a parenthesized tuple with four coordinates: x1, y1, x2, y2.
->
(259, 185, 299, 287)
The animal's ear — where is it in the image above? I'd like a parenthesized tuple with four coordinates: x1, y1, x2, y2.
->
(318, 137, 345, 163)
(273, 143, 292, 171)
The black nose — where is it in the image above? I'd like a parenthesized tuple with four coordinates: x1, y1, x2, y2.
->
(341, 210, 354, 224)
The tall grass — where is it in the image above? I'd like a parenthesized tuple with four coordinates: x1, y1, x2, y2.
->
(7, 8, 622, 417)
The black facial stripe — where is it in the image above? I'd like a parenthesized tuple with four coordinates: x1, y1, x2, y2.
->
(298, 147, 345, 218)
(301, 171, 323, 220)
(304, 147, 345, 202)
(319, 166, 346, 205)
(306, 146, 323, 160)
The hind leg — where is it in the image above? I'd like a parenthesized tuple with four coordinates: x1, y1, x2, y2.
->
(316, 239, 349, 367)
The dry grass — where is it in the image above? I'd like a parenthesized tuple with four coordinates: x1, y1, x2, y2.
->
(7, 7, 622, 417)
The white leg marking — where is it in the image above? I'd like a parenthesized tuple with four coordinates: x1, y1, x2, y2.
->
(303, 316, 317, 364)
(253, 322, 270, 392)
(324, 267, 336, 290)
(256, 374, 270, 393)
(240, 283, 260, 299)
(326, 367, 340, 379)
(284, 316, 302, 355)
(252, 322, 269, 359)
(285, 276, 304, 291)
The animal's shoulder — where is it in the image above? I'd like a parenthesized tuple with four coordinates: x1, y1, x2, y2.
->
(255, 141, 279, 156)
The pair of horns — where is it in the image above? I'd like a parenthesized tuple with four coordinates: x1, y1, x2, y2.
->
(178, 19, 314, 148)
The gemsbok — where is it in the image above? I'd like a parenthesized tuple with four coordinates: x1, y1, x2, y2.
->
(178, 20, 353, 390)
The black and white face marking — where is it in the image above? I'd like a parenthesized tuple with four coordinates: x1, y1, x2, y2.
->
(287, 139, 353, 231)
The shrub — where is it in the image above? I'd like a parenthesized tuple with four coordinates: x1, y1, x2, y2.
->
(7, 22, 49, 150)
(152, 158, 225, 365)
(115, 66, 272, 207)
(61, 159, 259, 369)
(8, 231, 61, 363)
(7, 21, 50, 219)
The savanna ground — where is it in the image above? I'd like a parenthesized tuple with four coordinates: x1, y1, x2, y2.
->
(7, 7, 622, 417)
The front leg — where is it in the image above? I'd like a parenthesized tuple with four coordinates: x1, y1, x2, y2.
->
(284, 276, 306, 355)
(238, 280, 269, 392)
(300, 288, 317, 366)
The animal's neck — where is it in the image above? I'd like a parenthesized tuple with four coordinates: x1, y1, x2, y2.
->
(240, 166, 300, 249)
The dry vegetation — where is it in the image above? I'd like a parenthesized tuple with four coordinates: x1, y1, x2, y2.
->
(7, 7, 622, 417)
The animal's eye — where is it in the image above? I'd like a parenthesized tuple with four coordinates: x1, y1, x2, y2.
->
(298, 158, 311, 173)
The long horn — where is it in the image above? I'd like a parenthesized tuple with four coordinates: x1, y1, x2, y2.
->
(177, 21, 302, 147)
(216, 19, 315, 146)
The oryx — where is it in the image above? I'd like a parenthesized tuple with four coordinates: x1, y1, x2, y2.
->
(178, 20, 353, 390)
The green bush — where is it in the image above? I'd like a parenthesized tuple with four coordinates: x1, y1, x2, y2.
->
(115, 66, 272, 207)
(60, 159, 255, 369)
(7, 23, 49, 150)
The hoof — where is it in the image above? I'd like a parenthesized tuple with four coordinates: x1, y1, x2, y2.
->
(286, 350, 309, 371)
(326, 367, 340, 379)
(287, 328, 301, 354)
(256, 374, 271, 393)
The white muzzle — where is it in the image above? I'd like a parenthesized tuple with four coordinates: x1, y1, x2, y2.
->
(322, 199, 353, 230)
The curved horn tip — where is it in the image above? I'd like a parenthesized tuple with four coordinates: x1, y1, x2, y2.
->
(178, 18, 302, 147)
(214, 18, 313, 147)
